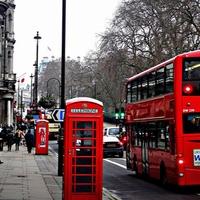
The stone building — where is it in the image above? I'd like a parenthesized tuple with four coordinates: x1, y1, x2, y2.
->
(0, 0, 16, 126)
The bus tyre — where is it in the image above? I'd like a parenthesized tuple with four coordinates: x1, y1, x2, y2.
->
(160, 164, 167, 185)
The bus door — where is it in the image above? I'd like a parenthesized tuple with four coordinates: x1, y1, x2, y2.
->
(141, 128, 149, 175)
(182, 113, 200, 184)
(63, 98, 103, 200)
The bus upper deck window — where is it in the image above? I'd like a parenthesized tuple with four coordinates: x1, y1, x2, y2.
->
(183, 58, 200, 95)
(183, 59, 200, 81)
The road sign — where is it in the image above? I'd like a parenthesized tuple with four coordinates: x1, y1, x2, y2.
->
(52, 109, 65, 122)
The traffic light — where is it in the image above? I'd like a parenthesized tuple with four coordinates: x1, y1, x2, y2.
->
(115, 108, 119, 119)
(120, 107, 125, 120)
(115, 107, 125, 124)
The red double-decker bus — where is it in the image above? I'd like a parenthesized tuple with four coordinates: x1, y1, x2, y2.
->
(125, 50, 200, 186)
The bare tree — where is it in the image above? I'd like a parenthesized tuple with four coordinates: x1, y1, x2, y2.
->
(38, 60, 61, 100)
(99, 0, 200, 70)
(38, 0, 200, 117)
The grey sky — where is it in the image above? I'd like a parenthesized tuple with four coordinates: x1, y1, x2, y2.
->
(14, 0, 122, 81)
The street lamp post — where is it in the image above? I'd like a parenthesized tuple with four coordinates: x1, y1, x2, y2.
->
(61, 0, 66, 110)
(20, 90, 23, 123)
(17, 80, 20, 109)
(16, 73, 26, 116)
(58, 0, 66, 176)
(30, 73, 34, 106)
(33, 31, 41, 108)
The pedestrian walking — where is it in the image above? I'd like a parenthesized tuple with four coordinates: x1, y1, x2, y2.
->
(1, 125, 8, 141)
(6, 129, 14, 151)
(1, 125, 14, 151)
(15, 128, 24, 151)
(25, 129, 34, 153)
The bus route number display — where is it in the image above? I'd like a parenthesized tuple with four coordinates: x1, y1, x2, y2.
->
(193, 149, 200, 166)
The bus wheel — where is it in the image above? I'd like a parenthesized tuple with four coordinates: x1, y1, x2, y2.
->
(160, 164, 167, 185)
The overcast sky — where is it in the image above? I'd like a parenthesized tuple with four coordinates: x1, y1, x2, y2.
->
(14, 0, 122, 81)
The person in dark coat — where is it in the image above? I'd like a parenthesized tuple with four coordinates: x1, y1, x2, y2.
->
(25, 129, 34, 153)
(4, 125, 14, 151)
(7, 132, 14, 151)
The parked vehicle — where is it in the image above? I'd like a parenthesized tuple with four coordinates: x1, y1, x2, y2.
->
(104, 126, 125, 138)
(103, 135, 123, 158)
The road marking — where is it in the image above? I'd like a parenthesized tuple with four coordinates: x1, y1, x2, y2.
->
(49, 143, 126, 170)
(104, 159, 126, 169)
(103, 187, 122, 200)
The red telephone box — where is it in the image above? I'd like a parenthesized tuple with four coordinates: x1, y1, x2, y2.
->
(63, 97, 103, 200)
(35, 119, 49, 155)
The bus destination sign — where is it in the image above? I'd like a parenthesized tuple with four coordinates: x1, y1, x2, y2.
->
(71, 109, 98, 114)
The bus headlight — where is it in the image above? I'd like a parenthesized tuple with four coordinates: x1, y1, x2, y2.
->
(178, 159, 184, 164)
(179, 173, 184, 177)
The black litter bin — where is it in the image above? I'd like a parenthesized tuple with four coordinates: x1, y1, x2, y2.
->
(0, 138, 3, 151)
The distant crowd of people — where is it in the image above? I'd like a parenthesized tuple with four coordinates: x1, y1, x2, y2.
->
(0, 122, 35, 155)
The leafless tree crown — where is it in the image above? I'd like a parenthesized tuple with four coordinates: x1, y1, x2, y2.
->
(39, 0, 200, 116)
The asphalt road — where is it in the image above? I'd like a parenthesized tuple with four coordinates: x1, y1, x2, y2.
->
(49, 140, 200, 200)
(103, 157, 200, 200)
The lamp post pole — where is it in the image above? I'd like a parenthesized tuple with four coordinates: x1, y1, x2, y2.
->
(61, 0, 66, 110)
(16, 72, 26, 114)
(58, 0, 66, 176)
(17, 80, 20, 110)
(20, 90, 23, 124)
(33, 31, 41, 108)
(30, 73, 34, 106)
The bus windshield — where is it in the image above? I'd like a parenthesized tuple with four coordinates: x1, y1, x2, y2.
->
(183, 59, 200, 81)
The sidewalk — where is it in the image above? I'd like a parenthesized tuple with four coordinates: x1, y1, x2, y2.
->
(0, 145, 117, 200)
(0, 145, 62, 200)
